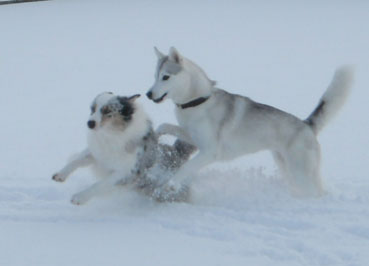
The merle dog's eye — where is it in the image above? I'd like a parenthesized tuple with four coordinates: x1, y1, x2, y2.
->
(101, 106, 111, 115)
(162, 75, 170, 81)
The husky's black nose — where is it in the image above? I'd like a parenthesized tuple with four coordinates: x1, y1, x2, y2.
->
(87, 120, 96, 129)
(146, 91, 153, 100)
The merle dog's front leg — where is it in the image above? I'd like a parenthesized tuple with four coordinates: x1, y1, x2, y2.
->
(70, 172, 130, 205)
(170, 150, 215, 186)
(155, 150, 216, 201)
(52, 149, 93, 182)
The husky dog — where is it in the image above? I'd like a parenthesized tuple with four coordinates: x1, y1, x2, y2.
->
(52, 92, 196, 204)
(146, 47, 353, 197)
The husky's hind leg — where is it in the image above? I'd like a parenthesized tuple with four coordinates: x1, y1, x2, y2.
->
(272, 151, 288, 178)
(272, 151, 300, 194)
(284, 136, 324, 197)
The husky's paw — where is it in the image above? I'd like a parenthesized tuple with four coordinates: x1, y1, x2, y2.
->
(52, 173, 66, 182)
(71, 192, 89, 205)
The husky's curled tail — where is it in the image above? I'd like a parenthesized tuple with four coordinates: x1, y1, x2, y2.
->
(305, 66, 354, 134)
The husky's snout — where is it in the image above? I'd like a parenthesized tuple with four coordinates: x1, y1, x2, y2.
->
(146, 90, 167, 103)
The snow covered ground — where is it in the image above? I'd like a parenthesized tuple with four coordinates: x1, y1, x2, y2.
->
(1, 1, 369, 265)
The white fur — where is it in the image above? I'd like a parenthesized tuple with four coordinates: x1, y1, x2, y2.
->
(308, 65, 354, 133)
(87, 102, 148, 175)
(52, 93, 150, 205)
(147, 47, 354, 197)
(149, 47, 214, 104)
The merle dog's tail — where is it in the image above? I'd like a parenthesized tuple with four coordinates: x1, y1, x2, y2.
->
(305, 66, 354, 134)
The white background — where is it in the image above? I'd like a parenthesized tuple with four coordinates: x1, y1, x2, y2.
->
(0, 1, 368, 265)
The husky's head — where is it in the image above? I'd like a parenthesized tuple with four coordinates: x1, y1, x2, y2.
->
(87, 92, 141, 131)
(146, 47, 215, 105)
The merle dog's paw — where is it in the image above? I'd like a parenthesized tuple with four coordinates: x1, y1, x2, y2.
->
(52, 173, 66, 182)
(153, 181, 189, 202)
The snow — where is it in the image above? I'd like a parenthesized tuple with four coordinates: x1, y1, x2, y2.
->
(1, 1, 369, 265)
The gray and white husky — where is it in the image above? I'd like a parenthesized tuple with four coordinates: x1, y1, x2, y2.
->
(146, 47, 353, 197)
(52, 92, 195, 204)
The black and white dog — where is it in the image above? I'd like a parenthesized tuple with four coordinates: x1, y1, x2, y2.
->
(52, 92, 196, 204)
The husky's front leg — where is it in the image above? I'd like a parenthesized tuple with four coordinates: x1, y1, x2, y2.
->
(70, 172, 129, 205)
(156, 123, 195, 145)
(52, 149, 93, 182)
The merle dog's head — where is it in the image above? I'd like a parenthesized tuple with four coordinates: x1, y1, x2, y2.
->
(87, 92, 140, 131)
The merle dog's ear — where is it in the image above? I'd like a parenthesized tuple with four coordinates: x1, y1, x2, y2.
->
(128, 94, 141, 101)
(154, 47, 165, 59)
(169, 47, 182, 64)
(119, 102, 134, 121)
(117, 96, 128, 105)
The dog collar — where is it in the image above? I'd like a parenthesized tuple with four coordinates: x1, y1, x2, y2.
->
(176, 96, 210, 109)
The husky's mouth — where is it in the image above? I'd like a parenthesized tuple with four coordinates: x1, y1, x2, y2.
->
(153, 93, 167, 103)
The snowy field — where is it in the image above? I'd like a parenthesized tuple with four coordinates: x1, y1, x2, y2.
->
(1, 1, 369, 265)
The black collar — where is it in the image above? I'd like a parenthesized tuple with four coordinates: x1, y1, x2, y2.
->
(176, 96, 210, 109)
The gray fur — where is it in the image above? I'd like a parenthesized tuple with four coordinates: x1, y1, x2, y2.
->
(162, 60, 182, 75)
(147, 48, 353, 197)
(156, 56, 182, 78)
(304, 100, 325, 130)
(130, 125, 197, 202)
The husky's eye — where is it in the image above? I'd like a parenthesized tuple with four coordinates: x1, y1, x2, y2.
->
(162, 75, 170, 81)
(101, 106, 111, 115)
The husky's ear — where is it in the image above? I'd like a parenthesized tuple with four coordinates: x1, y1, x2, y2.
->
(169, 47, 182, 64)
(128, 94, 141, 101)
(154, 47, 165, 60)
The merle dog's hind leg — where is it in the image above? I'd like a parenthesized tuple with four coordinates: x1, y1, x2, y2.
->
(70, 171, 130, 205)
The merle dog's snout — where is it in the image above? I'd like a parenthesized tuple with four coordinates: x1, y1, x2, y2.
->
(87, 120, 96, 129)
(146, 91, 153, 99)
